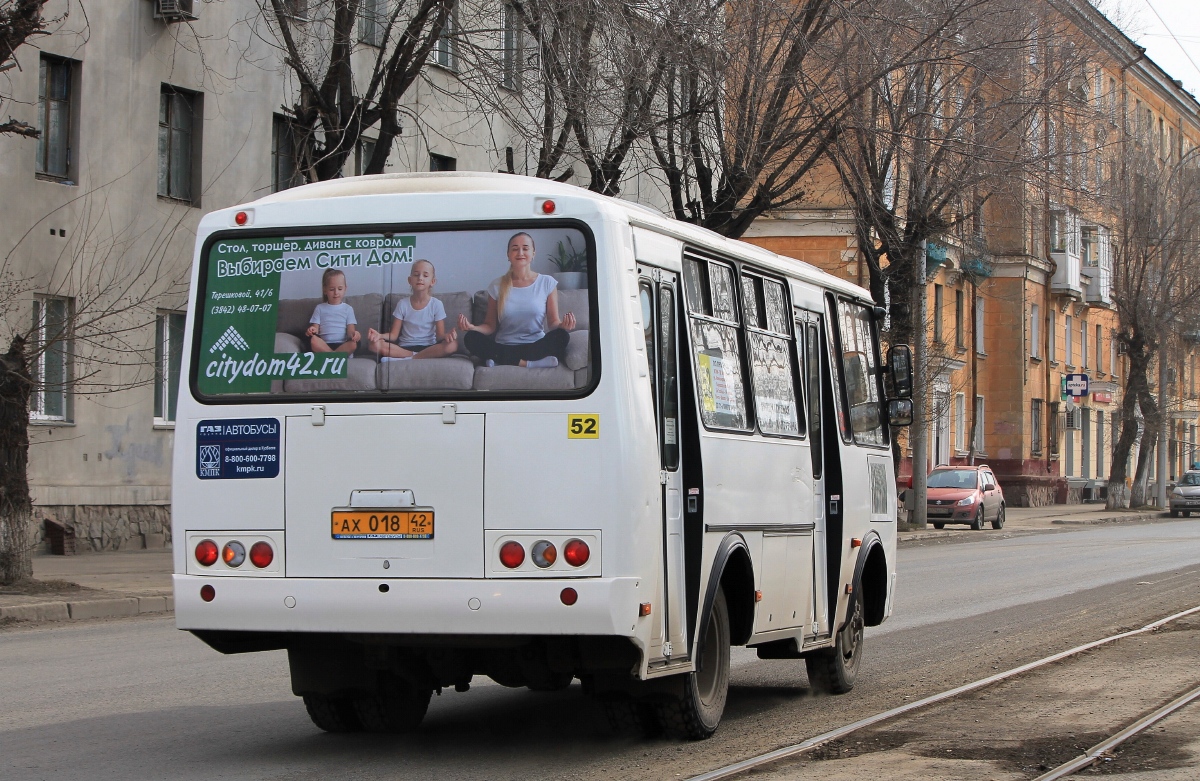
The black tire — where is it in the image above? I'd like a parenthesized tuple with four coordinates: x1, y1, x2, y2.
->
(303, 694, 363, 733)
(806, 591, 864, 695)
(970, 507, 984, 530)
(603, 700, 662, 737)
(932, 522, 945, 530)
(656, 589, 731, 740)
(991, 504, 1005, 530)
(354, 677, 433, 733)
(1170, 508, 1180, 518)
(1186, 511, 1192, 517)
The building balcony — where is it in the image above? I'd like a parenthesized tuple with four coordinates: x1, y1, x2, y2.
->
(1082, 260, 1112, 306)
(1050, 249, 1084, 297)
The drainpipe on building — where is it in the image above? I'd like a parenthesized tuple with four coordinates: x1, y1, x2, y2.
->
(969, 279, 979, 466)
(1158, 349, 1168, 507)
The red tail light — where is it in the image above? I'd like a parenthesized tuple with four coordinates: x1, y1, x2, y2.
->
(499, 541, 525, 569)
(200, 584, 216, 602)
(564, 539, 590, 567)
(195, 539, 219, 567)
(249, 541, 274, 568)
(560, 587, 578, 606)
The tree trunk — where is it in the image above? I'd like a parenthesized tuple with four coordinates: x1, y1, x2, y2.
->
(0, 336, 33, 585)
(1108, 348, 1152, 508)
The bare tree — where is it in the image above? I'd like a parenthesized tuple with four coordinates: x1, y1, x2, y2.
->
(0, 187, 190, 584)
(1105, 143, 1200, 508)
(0, 0, 52, 137)
(254, 0, 452, 182)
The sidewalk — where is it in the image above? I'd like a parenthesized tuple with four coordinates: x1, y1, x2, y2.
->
(0, 503, 1175, 626)
(898, 501, 1167, 542)
(0, 549, 174, 624)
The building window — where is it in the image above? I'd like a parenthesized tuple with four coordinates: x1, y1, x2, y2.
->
(1065, 315, 1073, 365)
(355, 137, 378, 176)
(1110, 335, 1118, 379)
(31, 296, 73, 421)
(974, 296, 984, 354)
(1050, 211, 1067, 252)
(973, 395, 985, 451)
(1049, 401, 1060, 456)
(359, 0, 385, 47)
(954, 393, 965, 452)
(36, 55, 74, 181)
(429, 152, 456, 171)
(501, 3, 522, 91)
(933, 284, 943, 343)
(1031, 304, 1040, 358)
(159, 86, 198, 202)
(155, 312, 185, 424)
(1031, 399, 1043, 455)
(1081, 319, 1089, 368)
(1048, 310, 1056, 362)
(1096, 325, 1103, 374)
(271, 115, 303, 192)
(435, 1, 459, 70)
(1097, 409, 1105, 478)
(954, 289, 964, 348)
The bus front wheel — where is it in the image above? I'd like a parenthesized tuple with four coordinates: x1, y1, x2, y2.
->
(657, 589, 731, 740)
(354, 675, 432, 733)
(806, 591, 863, 694)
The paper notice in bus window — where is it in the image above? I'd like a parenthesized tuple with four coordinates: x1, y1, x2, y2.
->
(664, 417, 677, 444)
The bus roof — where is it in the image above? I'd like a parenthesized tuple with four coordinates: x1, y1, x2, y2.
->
(246, 172, 870, 302)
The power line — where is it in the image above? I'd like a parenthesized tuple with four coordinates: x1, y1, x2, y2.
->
(1141, 0, 1200, 85)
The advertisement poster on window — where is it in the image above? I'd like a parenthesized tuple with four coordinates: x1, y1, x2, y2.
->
(196, 227, 593, 397)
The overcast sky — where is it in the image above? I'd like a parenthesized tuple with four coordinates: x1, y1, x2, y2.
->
(1109, 0, 1200, 98)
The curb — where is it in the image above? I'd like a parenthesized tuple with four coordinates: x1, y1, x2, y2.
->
(898, 511, 1166, 543)
(0, 594, 173, 625)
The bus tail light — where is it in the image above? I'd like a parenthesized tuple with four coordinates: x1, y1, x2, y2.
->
(195, 539, 219, 567)
(531, 540, 557, 568)
(200, 584, 216, 602)
(560, 588, 578, 606)
(222, 541, 246, 567)
(249, 541, 274, 569)
(563, 539, 590, 567)
(499, 541, 525, 568)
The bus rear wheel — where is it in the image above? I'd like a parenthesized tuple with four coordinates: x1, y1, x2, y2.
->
(806, 591, 863, 694)
(656, 589, 730, 740)
(303, 694, 362, 733)
(354, 676, 432, 733)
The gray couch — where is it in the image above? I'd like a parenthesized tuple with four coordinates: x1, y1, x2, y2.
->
(274, 288, 590, 392)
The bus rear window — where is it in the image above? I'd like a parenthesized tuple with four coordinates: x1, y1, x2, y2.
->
(193, 226, 595, 399)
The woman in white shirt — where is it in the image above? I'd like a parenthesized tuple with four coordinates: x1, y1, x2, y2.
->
(458, 232, 576, 368)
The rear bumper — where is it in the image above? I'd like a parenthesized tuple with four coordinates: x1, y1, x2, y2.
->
(174, 574, 643, 637)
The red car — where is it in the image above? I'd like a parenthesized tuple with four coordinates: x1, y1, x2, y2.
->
(924, 465, 1005, 530)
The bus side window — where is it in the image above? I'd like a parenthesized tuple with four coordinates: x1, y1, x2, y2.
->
(640, 282, 658, 416)
(805, 323, 823, 478)
(835, 299, 886, 446)
(659, 285, 679, 470)
(682, 255, 750, 431)
(741, 272, 802, 437)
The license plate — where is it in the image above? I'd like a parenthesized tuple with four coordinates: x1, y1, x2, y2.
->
(331, 510, 434, 539)
(927, 508, 952, 517)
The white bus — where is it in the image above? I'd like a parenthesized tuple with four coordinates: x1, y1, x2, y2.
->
(173, 173, 913, 739)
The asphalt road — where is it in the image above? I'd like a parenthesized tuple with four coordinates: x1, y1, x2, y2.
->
(3, 520, 1200, 781)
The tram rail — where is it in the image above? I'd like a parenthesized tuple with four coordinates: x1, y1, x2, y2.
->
(686, 604, 1200, 781)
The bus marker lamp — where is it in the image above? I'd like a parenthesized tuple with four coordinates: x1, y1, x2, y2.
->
(222, 541, 246, 567)
(200, 585, 216, 602)
(531, 540, 557, 568)
(540, 199, 556, 214)
(851, 538, 862, 548)
(560, 588, 578, 606)
(195, 539, 219, 567)
(639, 602, 652, 617)
(755, 590, 763, 603)
(499, 541, 525, 569)
(564, 539, 590, 567)
(249, 541, 274, 569)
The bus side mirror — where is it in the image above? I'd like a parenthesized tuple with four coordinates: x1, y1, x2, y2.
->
(889, 344, 913, 398)
(887, 398, 914, 427)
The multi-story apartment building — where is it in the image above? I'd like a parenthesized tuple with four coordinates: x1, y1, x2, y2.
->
(1, 1, 529, 550)
(746, 0, 1200, 506)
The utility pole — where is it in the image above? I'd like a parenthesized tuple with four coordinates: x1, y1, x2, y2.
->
(1157, 347, 1169, 507)
(911, 239, 929, 527)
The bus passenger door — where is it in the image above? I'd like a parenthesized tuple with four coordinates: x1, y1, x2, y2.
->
(799, 312, 831, 638)
(640, 269, 688, 660)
